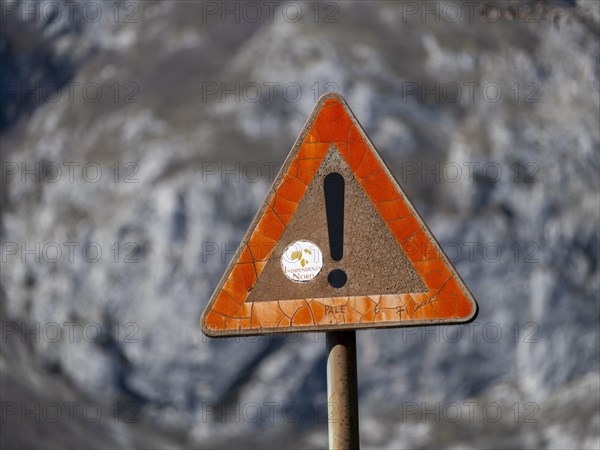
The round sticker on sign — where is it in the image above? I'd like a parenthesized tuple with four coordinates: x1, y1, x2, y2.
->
(281, 240, 323, 282)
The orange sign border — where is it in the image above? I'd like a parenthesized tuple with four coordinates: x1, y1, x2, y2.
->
(201, 93, 478, 337)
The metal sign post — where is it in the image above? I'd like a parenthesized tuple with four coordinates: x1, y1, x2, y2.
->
(327, 331, 360, 450)
(200, 93, 478, 450)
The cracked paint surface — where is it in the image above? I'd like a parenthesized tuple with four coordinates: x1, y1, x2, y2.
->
(247, 145, 426, 302)
(201, 94, 477, 336)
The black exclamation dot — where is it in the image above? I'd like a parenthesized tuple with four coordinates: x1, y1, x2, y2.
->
(324, 172, 347, 288)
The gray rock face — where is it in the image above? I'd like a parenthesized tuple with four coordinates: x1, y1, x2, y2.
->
(1, 1, 599, 448)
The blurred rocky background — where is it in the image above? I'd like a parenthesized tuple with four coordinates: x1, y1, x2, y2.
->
(1, 0, 599, 448)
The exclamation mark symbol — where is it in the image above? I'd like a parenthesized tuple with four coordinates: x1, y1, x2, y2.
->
(324, 172, 347, 288)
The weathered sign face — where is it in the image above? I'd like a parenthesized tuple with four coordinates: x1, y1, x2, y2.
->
(201, 94, 478, 337)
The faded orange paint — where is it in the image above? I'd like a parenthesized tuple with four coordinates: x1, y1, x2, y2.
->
(201, 94, 477, 336)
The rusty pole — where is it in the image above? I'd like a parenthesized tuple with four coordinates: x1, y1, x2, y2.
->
(326, 331, 360, 450)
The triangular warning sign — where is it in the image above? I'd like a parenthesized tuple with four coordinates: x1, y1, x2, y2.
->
(201, 93, 477, 337)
